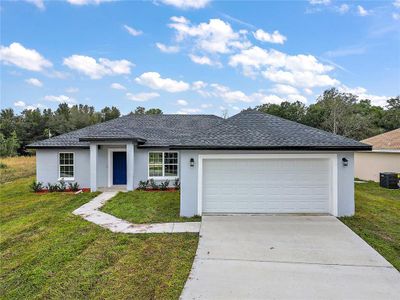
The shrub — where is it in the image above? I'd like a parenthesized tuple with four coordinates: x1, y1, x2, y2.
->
(174, 178, 180, 190)
(68, 182, 80, 192)
(47, 183, 59, 192)
(138, 180, 148, 190)
(0, 162, 7, 169)
(160, 180, 170, 190)
(149, 178, 159, 190)
(58, 179, 67, 192)
(30, 181, 43, 192)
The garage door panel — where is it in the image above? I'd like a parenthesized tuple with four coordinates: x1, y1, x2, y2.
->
(202, 158, 330, 214)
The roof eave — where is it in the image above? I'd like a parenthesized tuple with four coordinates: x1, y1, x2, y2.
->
(25, 145, 90, 149)
(169, 145, 373, 151)
(78, 137, 147, 143)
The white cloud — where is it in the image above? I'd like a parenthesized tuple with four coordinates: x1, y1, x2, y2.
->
(192, 80, 207, 90)
(253, 29, 287, 44)
(339, 86, 390, 106)
(156, 43, 180, 53)
(168, 16, 250, 54)
(25, 78, 43, 87)
(263, 68, 339, 88)
(110, 83, 126, 90)
(44, 95, 76, 105)
(14, 100, 27, 108)
(135, 72, 190, 92)
(14, 100, 46, 110)
(176, 99, 188, 106)
(159, 0, 210, 9)
(177, 107, 202, 114)
(357, 5, 370, 16)
(123, 25, 143, 36)
(269, 84, 298, 95)
(229, 46, 337, 88)
(337, 4, 349, 14)
(63, 55, 133, 79)
(67, 0, 113, 5)
(188, 54, 220, 66)
(209, 83, 253, 103)
(66, 87, 79, 93)
(0, 42, 52, 72)
(309, 0, 331, 4)
(393, 13, 400, 20)
(201, 103, 213, 108)
(25, 0, 45, 10)
(304, 88, 313, 95)
(126, 92, 160, 102)
(394, 0, 400, 8)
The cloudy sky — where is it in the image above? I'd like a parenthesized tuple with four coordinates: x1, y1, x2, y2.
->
(1, 0, 399, 116)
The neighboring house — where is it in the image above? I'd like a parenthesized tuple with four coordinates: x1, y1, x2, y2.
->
(355, 128, 400, 182)
(28, 110, 371, 217)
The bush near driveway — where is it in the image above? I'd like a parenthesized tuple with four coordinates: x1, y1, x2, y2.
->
(0, 177, 199, 300)
(340, 182, 400, 271)
(101, 190, 201, 224)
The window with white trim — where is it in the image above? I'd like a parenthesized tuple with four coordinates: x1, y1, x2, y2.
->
(148, 152, 178, 178)
(59, 152, 74, 179)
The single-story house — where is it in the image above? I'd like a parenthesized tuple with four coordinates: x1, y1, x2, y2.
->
(28, 110, 371, 217)
(355, 128, 400, 182)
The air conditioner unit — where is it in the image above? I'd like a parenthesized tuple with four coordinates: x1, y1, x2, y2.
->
(379, 172, 399, 189)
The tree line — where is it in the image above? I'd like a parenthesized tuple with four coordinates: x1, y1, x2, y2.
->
(0, 104, 163, 157)
(253, 88, 399, 141)
(0, 88, 399, 157)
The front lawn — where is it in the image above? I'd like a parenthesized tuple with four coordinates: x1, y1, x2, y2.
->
(101, 190, 201, 224)
(340, 181, 400, 271)
(0, 177, 198, 299)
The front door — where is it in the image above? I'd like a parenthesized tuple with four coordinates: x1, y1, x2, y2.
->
(113, 152, 127, 185)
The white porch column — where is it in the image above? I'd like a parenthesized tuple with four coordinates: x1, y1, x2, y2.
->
(126, 143, 134, 191)
(90, 143, 98, 192)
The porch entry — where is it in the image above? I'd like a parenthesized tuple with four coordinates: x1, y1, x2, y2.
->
(112, 151, 127, 185)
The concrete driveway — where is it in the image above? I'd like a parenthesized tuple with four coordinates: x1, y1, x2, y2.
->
(181, 216, 400, 300)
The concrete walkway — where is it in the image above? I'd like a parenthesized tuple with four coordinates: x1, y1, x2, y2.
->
(181, 215, 400, 300)
(73, 192, 200, 234)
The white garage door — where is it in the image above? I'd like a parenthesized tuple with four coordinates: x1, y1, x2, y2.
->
(202, 158, 331, 214)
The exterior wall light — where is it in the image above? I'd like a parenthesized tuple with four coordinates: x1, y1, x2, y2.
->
(190, 158, 195, 167)
(342, 157, 348, 167)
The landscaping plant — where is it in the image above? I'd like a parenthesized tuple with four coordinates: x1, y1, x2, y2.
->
(160, 180, 170, 190)
(30, 181, 43, 192)
(174, 178, 180, 190)
(138, 180, 149, 190)
(149, 178, 159, 190)
(58, 179, 67, 192)
(68, 182, 80, 192)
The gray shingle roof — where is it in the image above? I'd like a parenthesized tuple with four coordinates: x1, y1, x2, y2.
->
(171, 110, 371, 150)
(28, 114, 223, 148)
(28, 110, 371, 151)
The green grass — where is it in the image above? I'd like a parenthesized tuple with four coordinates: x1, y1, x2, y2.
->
(340, 182, 400, 271)
(0, 177, 199, 300)
(101, 190, 201, 224)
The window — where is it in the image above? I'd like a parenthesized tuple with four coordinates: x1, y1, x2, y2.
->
(149, 152, 178, 178)
(59, 152, 74, 179)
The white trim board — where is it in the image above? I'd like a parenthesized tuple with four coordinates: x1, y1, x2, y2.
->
(197, 153, 338, 216)
(107, 148, 127, 187)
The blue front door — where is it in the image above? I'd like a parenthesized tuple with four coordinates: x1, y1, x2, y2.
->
(113, 152, 127, 185)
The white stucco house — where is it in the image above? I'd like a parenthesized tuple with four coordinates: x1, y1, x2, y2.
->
(28, 110, 371, 217)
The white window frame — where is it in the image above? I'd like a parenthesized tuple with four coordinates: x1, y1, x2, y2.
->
(148, 151, 179, 180)
(58, 152, 75, 181)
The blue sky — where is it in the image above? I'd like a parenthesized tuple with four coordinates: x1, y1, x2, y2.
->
(1, 0, 399, 116)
